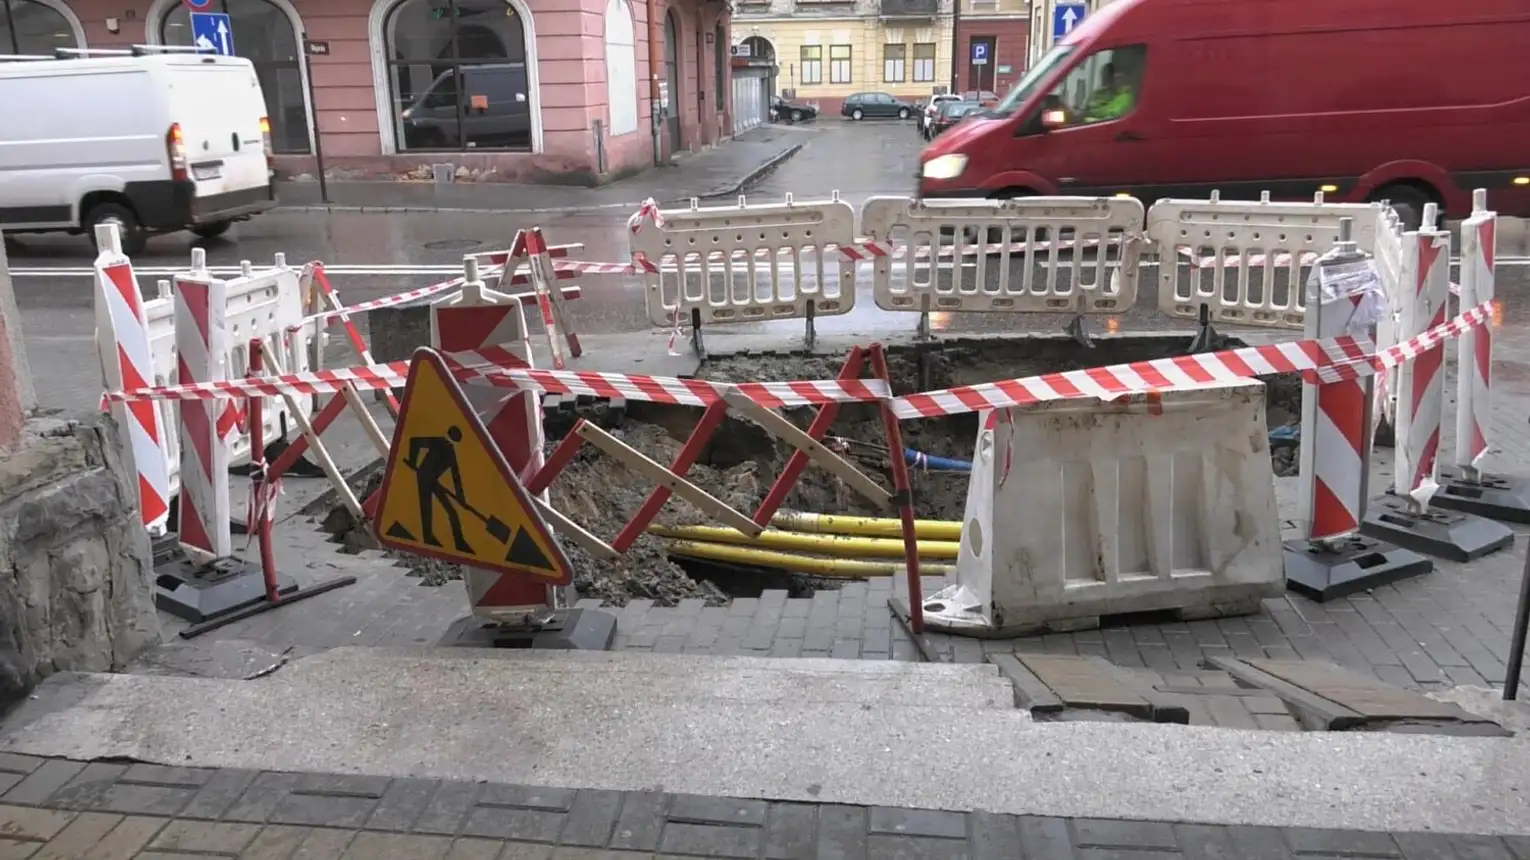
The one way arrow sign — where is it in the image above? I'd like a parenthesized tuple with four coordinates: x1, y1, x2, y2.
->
(1053, 2, 1087, 40)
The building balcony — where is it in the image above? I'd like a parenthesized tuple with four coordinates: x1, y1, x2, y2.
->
(879, 0, 940, 17)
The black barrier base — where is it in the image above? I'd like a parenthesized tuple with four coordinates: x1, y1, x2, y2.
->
(1284, 536, 1433, 602)
(1431, 470, 1530, 525)
(155, 556, 300, 623)
(439, 608, 617, 651)
(1360, 495, 1515, 563)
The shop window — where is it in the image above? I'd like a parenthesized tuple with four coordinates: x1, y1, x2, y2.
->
(158, 0, 311, 154)
(1, 0, 82, 55)
(382, 0, 534, 152)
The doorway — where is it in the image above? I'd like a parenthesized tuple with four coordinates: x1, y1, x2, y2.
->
(664, 10, 682, 153)
(965, 35, 996, 94)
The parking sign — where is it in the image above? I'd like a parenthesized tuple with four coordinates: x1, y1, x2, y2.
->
(971, 42, 988, 66)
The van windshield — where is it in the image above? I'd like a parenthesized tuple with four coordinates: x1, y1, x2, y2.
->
(991, 46, 1073, 117)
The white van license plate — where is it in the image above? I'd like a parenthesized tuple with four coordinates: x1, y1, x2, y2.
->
(192, 165, 222, 181)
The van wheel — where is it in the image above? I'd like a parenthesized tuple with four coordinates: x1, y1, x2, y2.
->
(86, 203, 146, 256)
(192, 221, 233, 240)
(1369, 184, 1433, 232)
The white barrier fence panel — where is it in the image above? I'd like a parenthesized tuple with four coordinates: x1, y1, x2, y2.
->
(862, 195, 1144, 315)
(921, 380, 1284, 636)
(732, 74, 765, 134)
(1147, 193, 1384, 330)
(101, 253, 314, 507)
(630, 195, 860, 329)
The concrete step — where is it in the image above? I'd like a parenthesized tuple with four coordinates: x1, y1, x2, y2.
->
(279, 647, 1016, 709)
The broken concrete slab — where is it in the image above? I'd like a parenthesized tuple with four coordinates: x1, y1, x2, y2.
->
(988, 653, 1189, 724)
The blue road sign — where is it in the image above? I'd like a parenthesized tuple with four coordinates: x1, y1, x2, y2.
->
(184, 0, 214, 10)
(190, 12, 234, 56)
(1053, 2, 1087, 40)
(971, 42, 989, 65)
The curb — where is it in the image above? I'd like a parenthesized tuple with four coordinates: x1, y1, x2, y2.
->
(273, 143, 806, 217)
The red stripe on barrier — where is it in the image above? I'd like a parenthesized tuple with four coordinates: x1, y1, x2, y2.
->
(525, 418, 588, 497)
(869, 343, 923, 635)
(753, 347, 867, 526)
(614, 402, 730, 552)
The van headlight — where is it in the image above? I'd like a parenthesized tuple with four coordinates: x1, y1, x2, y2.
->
(922, 154, 968, 180)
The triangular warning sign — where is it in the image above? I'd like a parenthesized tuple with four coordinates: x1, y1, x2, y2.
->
(372, 347, 572, 586)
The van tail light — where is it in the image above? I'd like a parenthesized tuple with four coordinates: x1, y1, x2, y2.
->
(258, 116, 274, 169)
(167, 123, 188, 182)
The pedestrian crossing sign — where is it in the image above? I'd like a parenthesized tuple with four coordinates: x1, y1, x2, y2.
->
(372, 348, 572, 585)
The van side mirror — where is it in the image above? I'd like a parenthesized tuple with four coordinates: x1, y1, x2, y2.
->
(1040, 109, 1067, 130)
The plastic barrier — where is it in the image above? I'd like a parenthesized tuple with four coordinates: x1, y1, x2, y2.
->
(918, 381, 1284, 636)
(628, 193, 861, 353)
(1147, 191, 1384, 330)
(861, 195, 1144, 318)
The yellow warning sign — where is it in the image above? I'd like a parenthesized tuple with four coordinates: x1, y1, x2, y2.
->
(373, 348, 572, 586)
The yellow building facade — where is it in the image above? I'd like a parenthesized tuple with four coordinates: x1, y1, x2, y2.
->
(733, 0, 956, 114)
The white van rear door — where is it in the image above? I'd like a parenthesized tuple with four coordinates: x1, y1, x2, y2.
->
(165, 57, 270, 197)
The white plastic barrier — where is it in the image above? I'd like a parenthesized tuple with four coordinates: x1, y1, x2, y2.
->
(99, 251, 315, 506)
(862, 195, 1144, 315)
(920, 380, 1284, 636)
(1147, 192, 1384, 330)
(629, 194, 860, 332)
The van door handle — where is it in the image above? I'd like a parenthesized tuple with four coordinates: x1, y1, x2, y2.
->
(1115, 131, 1144, 142)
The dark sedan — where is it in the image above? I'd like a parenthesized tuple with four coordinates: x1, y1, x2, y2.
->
(770, 96, 818, 123)
(840, 92, 917, 121)
(928, 100, 984, 138)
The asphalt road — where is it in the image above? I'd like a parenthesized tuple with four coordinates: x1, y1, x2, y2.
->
(9, 120, 1530, 413)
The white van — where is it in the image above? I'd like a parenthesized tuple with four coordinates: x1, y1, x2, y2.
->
(0, 49, 276, 255)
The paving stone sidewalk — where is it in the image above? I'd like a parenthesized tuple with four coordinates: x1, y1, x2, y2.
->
(1, 755, 1526, 859)
(274, 127, 808, 214)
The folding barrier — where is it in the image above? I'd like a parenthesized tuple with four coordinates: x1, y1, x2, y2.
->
(1146, 191, 1384, 331)
(628, 194, 862, 354)
(861, 195, 1144, 326)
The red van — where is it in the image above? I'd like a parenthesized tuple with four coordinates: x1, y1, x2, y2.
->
(916, 0, 1530, 226)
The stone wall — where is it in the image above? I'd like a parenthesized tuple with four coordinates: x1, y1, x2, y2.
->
(0, 416, 161, 708)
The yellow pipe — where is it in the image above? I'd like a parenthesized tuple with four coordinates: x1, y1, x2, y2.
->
(648, 524, 961, 560)
(662, 539, 956, 579)
(769, 511, 963, 542)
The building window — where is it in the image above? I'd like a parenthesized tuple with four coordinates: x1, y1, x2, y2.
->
(382, 0, 534, 153)
(829, 44, 852, 84)
(604, 0, 638, 135)
(800, 45, 822, 85)
(715, 25, 726, 112)
(158, 0, 310, 154)
(882, 43, 905, 83)
(913, 42, 936, 82)
(0, 0, 82, 54)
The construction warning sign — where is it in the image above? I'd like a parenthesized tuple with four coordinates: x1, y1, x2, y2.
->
(373, 348, 572, 586)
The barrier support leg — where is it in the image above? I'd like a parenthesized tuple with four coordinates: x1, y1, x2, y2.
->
(1185, 302, 1226, 355)
(690, 308, 706, 359)
(180, 340, 356, 639)
(1504, 544, 1530, 701)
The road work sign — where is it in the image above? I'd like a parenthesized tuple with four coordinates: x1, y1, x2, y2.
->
(373, 348, 572, 586)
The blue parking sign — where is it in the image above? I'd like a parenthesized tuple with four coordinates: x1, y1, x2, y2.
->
(1053, 2, 1087, 39)
(971, 42, 988, 65)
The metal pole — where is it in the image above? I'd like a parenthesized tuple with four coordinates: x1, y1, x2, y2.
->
(302, 35, 329, 204)
(648, 0, 664, 166)
(1505, 543, 1530, 700)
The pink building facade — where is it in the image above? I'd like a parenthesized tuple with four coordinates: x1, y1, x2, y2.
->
(4, 0, 733, 183)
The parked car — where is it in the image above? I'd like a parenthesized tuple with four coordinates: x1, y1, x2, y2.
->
(769, 96, 818, 123)
(920, 93, 963, 137)
(916, 0, 1530, 225)
(930, 101, 985, 138)
(841, 92, 917, 121)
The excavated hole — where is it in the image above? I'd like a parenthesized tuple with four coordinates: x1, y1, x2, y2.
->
(321, 335, 1304, 606)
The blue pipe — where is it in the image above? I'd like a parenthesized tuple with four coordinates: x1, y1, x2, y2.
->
(904, 448, 972, 472)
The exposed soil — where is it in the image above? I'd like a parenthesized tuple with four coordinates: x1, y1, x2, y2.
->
(321, 335, 1306, 606)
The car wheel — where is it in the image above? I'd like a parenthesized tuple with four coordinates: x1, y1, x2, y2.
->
(1369, 183, 1434, 232)
(85, 201, 146, 256)
(191, 221, 233, 240)
(791, 109, 805, 122)
(851, 108, 864, 120)
(898, 107, 910, 120)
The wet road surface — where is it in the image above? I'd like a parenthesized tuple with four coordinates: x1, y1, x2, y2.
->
(10, 119, 1530, 412)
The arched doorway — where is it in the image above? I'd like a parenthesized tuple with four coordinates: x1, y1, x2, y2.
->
(155, 0, 311, 154)
(0, 0, 85, 54)
(663, 10, 682, 151)
(380, 0, 535, 153)
(738, 35, 776, 100)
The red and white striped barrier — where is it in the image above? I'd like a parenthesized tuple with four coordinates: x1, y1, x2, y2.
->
(92, 226, 171, 532)
(172, 271, 233, 560)
(1456, 194, 1496, 475)
(1393, 216, 1451, 508)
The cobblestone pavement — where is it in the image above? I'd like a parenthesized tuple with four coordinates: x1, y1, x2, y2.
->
(2, 755, 1526, 859)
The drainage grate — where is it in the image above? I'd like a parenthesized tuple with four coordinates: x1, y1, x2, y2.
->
(423, 239, 483, 251)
